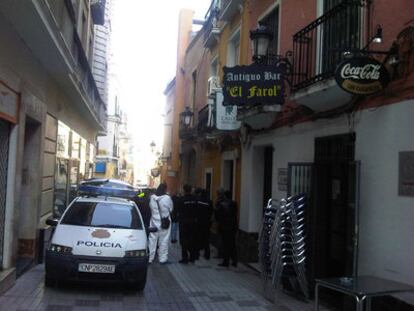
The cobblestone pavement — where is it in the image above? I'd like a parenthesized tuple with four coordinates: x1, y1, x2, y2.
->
(0, 243, 324, 311)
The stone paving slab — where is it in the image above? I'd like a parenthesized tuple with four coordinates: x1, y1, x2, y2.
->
(0, 243, 332, 311)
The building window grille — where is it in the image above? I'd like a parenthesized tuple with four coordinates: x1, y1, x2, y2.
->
(260, 6, 279, 55)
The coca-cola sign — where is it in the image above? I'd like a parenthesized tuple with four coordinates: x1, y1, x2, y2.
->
(335, 57, 390, 95)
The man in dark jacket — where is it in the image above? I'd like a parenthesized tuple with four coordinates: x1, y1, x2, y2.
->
(215, 190, 238, 267)
(195, 188, 213, 260)
(178, 184, 198, 263)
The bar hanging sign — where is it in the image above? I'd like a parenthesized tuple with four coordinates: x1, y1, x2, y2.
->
(222, 65, 285, 106)
(335, 56, 390, 95)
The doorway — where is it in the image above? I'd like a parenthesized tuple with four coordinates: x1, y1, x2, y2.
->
(204, 169, 213, 200)
(309, 133, 359, 306)
(0, 119, 10, 270)
(17, 117, 42, 275)
(223, 160, 234, 199)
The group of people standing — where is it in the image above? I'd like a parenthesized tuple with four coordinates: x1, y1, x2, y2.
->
(140, 183, 238, 267)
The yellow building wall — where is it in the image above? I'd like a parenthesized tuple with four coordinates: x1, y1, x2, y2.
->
(94, 162, 118, 179)
(208, 5, 248, 207)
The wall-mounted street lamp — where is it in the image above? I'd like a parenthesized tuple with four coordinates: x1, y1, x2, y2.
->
(180, 106, 194, 127)
(361, 24, 383, 50)
(150, 141, 156, 153)
(343, 25, 385, 57)
(250, 23, 273, 63)
(372, 25, 383, 44)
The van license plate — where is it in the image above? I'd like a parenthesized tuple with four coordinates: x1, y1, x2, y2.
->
(78, 263, 115, 274)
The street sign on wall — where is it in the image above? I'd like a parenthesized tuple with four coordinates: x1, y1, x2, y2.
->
(335, 56, 390, 95)
(222, 65, 285, 106)
(216, 91, 241, 130)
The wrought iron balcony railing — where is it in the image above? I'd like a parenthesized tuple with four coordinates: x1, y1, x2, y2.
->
(292, 0, 369, 91)
(197, 104, 214, 135)
(179, 122, 196, 140)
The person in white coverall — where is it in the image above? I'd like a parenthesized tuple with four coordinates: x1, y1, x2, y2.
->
(148, 183, 173, 264)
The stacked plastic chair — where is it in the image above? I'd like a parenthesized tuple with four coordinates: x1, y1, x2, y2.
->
(259, 198, 278, 282)
(270, 193, 309, 300)
(259, 194, 309, 301)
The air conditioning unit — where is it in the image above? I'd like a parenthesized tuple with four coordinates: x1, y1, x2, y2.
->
(207, 76, 221, 97)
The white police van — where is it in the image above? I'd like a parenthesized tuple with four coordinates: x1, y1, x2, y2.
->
(45, 195, 155, 290)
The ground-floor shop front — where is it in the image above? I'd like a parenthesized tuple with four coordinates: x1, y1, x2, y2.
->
(239, 99, 414, 308)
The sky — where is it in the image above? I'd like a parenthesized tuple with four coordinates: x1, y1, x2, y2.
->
(110, 0, 211, 183)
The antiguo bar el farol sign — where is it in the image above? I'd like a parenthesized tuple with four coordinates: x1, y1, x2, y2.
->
(335, 56, 390, 95)
(222, 65, 285, 106)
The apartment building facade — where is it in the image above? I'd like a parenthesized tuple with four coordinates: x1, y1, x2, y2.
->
(165, 0, 414, 308)
(0, 0, 106, 290)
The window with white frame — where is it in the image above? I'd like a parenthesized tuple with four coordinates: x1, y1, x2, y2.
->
(227, 28, 240, 67)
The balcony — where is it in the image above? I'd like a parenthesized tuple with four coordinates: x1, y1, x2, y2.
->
(0, 0, 107, 132)
(203, 1, 221, 49)
(179, 123, 196, 140)
(237, 105, 281, 130)
(219, 0, 243, 22)
(197, 103, 215, 135)
(91, 0, 106, 25)
(291, 1, 370, 111)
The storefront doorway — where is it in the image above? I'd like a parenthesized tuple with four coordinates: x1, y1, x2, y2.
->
(309, 133, 359, 306)
(311, 133, 358, 278)
(17, 117, 42, 275)
(223, 159, 234, 199)
(0, 119, 10, 270)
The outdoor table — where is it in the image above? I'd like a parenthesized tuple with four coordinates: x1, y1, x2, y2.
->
(315, 276, 414, 311)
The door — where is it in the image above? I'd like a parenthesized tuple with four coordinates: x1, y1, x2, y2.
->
(0, 120, 10, 269)
(309, 134, 359, 307)
(309, 134, 358, 277)
(223, 160, 234, 198)
(204, 170, 212, 200)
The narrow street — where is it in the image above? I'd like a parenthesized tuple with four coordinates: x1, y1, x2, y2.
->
(0, 244, 316, 311)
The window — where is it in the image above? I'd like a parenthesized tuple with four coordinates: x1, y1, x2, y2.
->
(227, 29, 240, 67)
(61, 201, 143, 229)
(260, 7, 279, 54)
(321, 0, 360, 73)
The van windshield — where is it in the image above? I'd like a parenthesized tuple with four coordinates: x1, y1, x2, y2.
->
(61, 201, 143, 229)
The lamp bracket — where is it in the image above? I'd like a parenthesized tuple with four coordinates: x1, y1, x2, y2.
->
(266, 51, 293, 86)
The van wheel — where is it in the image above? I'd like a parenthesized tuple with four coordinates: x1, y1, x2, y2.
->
(44, 275, 57, 288)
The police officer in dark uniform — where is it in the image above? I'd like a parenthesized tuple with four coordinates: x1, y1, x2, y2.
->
(195, 188, 213, 260)
(178, 184, 198, 263)
(133, 190, 152, 229)
(215, 190, 238, 267)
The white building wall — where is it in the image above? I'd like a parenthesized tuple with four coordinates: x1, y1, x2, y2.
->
(241, 100, 414, 286)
